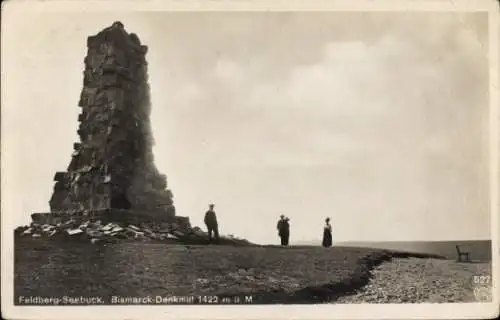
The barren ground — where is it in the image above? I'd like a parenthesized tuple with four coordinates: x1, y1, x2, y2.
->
(336, 257, 492, 303)
(14, 238, 490, 304)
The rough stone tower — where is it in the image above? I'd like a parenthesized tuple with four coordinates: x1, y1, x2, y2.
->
(49, 22, 176, 220)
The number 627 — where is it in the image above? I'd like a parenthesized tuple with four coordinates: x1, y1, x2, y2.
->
(473, 275, 491, 285)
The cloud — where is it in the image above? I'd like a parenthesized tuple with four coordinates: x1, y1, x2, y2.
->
(158, 23, 486, 170)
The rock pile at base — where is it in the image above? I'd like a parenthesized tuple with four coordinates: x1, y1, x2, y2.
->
(14, 220, 252, 246)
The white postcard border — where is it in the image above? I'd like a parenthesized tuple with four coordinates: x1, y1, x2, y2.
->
(1, 1, 499, 319)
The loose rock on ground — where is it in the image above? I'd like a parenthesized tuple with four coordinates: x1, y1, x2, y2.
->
(335, 257, 493, 303)
(14, 219, 251, 246)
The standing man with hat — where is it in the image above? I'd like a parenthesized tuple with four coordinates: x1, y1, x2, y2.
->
(277, 214, 290, 246)
(204, 203, 219, 244)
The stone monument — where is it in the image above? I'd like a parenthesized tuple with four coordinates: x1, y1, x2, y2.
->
(42, 22, 178, 224)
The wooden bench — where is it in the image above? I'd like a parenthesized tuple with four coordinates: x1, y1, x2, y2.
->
(456, 245, 471, 262)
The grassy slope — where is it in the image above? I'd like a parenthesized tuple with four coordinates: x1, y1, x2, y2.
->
(15, 238, 444, 304)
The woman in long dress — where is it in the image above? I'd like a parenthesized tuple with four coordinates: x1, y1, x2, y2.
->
(322, 217, 332, 248)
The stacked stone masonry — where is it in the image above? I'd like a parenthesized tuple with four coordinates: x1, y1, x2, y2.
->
(49, 22, 176, 220)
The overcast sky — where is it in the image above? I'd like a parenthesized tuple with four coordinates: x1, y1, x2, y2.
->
(2, 11, 491, 244)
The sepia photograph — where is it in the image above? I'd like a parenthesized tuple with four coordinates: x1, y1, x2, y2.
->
(1, 0, 499, 319)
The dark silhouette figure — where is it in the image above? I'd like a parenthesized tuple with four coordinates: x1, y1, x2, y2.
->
(204, 203, 219, 243)
(283, 218, 290, 245)
(322, 217, 332, 248)
(277, 215, 286, 245)
(277, 215, 290, 246)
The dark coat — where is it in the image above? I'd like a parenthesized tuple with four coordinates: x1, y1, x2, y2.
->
(277, 219, 289, 237)
(322, 223, 332, 247)
(204, 210, 218, 228)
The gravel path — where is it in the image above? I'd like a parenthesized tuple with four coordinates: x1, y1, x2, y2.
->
(335, 258, 492, 303)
